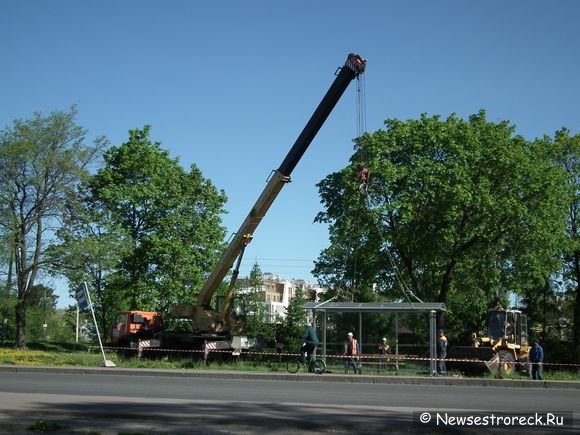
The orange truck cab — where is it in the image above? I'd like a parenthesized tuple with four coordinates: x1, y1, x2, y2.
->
(111, 310, 160, 345)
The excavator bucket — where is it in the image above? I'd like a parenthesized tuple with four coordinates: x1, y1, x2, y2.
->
(485, 353, 500, 376)
(447, 345, 494, 375)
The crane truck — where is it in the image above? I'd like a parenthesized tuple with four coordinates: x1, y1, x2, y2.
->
(111, 53, 367, 358)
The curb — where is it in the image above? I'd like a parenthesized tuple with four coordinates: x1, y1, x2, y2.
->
(1, 365, 578, 389)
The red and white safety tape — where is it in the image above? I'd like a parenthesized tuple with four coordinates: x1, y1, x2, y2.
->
(98, 346, 580, 367)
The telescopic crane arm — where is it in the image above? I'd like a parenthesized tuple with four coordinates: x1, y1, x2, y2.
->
(188, 54, 366, 332)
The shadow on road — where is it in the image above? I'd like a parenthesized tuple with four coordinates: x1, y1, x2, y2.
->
(0, 398, 431, 434)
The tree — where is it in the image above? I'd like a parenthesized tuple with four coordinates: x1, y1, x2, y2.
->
(315, 111, 570, 330)
(242, 262, 275, 340)
(87, 126, 227, 315)
(0, 231, 15, 343)
(47, 184, 130, 335)
(23, 284, 57, 342)
(552, 128, 580, 359)
(0, 107, 105, 348)
(277, 284, 307, 351)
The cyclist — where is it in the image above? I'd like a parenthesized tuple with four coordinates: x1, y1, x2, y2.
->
(299, 323, 320, 368)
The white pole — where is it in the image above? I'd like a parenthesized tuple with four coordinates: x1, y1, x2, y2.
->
(395, 313, 399, 372)
(76, 304, 79, 343)
(430, 310, 437, 376)
(83, 282, 115, 367)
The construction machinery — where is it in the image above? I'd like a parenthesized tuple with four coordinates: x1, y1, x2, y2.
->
(450, 307, 531, 376)
(110, 53, 367, 357)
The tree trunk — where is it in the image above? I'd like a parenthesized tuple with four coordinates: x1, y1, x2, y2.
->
(14, 299, 26, 349)
(5, 248, 13, 295)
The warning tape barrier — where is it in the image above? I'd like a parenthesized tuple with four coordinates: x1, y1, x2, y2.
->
(97, 346, 580, 368)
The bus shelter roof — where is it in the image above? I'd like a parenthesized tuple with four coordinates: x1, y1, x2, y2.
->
(303, 301, 446, 313)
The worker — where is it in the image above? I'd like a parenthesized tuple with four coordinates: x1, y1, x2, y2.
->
(357, 165, 369, 196)
(437, 329, 448, 376)
(377, 337, 390, 371)
(344, 332, 361, 374)
(529, 339, 544, 380)
(504, 321, 514, 341)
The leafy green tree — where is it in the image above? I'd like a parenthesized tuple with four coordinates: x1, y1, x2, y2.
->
(315, 111, 569, 330)
(0, 231, 14, 293)
(0, 232, 16, 343)
(0, 288, 16, 345)
(55, 306, 87, 343)
(47, 184, 130, 335)
(522, 279, 573, 341)
(277, 284, 307, 351)
(552, 128, 580, 359)
(24, 283, 58, 309)
(24, 284, 57, 342)
(0, 107, 105, 348)
(242, 262, 275, 341)
(88, 126, 227, 315)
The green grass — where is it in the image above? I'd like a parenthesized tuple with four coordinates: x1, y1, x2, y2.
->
(1, 342, 578, 380)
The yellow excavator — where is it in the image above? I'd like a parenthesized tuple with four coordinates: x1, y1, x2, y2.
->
(477, 307, 531, 376)
(451, 307, 531, 376)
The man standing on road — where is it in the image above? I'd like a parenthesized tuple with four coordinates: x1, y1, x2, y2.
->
(529, 339, 544, 380)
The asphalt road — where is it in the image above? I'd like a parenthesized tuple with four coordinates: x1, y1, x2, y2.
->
(0, 367, 578, 434)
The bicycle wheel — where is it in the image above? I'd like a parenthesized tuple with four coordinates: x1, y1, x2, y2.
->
(286, 358, 301, 374)
(313, 358, 326, 375)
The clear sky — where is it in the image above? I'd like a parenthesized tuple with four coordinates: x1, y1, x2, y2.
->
(1, 1, 579, 308)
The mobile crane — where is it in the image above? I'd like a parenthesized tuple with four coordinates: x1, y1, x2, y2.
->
(111, 53, 366, 357)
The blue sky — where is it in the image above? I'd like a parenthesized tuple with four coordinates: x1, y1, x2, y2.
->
(1, 1, 579, 308)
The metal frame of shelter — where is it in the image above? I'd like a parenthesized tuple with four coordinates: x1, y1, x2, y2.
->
(303, 301, 447, 375)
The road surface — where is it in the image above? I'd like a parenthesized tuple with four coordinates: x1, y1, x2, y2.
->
(0, 368, 577, 434)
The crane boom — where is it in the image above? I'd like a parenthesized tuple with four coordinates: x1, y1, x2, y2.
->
(183, 53, 366, 332)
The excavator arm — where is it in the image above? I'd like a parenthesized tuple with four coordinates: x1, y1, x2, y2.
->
(183, 53, 366, 332)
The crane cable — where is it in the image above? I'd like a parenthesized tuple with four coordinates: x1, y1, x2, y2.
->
(382, 224, 423, 304)
(363, 197, 424, 304)
(349, 75, 367, 299)
(352, 73, 422, 304)
(356, 72, 367, 137)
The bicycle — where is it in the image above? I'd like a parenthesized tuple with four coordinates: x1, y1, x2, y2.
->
(286, 349, 326, 375)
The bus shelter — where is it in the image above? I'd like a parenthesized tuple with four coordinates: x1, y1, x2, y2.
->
(303, 301, 447, 375)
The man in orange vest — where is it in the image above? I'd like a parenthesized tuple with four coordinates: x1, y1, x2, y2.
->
(344, 332, 361, 374)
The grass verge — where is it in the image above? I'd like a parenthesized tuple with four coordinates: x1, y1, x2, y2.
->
(1, 341, 578, 380)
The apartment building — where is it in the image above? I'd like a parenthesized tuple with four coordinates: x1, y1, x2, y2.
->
(238, 273, 325, 323)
